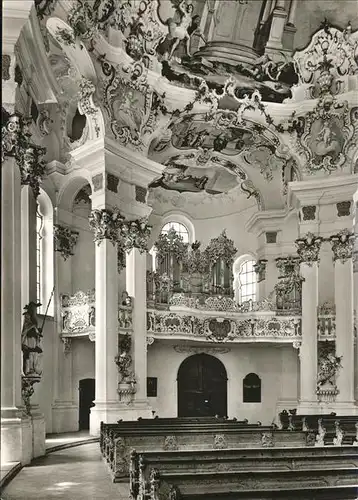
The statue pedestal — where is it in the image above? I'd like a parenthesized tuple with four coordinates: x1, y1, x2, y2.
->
(52, 401, 78, 433)
(1, 409, 32, 465)
(89, 399, 153, 436)
(30, 405, 46, 458)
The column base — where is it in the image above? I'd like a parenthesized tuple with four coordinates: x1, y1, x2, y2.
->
(30, 405, 46, 458)
(1, 408, 32, 465)
(52, 402, 78, 433)
(298, 400, 358, 415)
(89, 399, 153, 436)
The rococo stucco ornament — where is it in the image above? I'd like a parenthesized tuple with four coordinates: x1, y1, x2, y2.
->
(89, 207, 124, 246)
(295, 232, 323, 265)
(2, 112, 47, 198)
(54, 224, 79, 260)
(116, 334, 136, 402)
(317, 341, 342, 391)
(121, 218, 152, 253)
(329, 229, 354, 263)
(290, 22, 358, 175)
(254, 259, 267, 283)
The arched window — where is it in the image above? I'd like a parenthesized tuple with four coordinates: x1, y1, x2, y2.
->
(37, 190, 54, 316)
(36, 206, 44, 303)
(161, 221, 189, 243)
(243, 373, 261, 403)
(237, 259, 257, 304)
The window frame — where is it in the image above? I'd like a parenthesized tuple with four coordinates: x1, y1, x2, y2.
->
(237, 258, 257, 304)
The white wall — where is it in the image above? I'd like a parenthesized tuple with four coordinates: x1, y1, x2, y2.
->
(147, 342, 299, 424)
(37, 316, 55, 433)
(71, 225, 95, 293)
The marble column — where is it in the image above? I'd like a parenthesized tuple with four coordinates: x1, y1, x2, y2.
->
(296, 233, 322, 414)
(265, 0, 287, 51)
(330, 230, 356, 413)
(2, 0, 34, 464)
(89, 208, 121, 435)
(126, 248, 150, 404)
(1, 156, 32, 465)
(287, 0, 298, 25)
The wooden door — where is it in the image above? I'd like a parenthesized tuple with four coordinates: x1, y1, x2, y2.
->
(79, 378, 95, 430)
(177, 354, 227, 417)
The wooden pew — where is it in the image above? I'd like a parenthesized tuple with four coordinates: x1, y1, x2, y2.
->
(129, 445, 358, 496)
(278, 411, 358, 445)
(108, 428, 309, 481)
(144, 466, 358, 500)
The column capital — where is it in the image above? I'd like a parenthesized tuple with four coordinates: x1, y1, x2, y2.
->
(295, 232, 323, 265)
(89, 207, 124, 246)
(329, 229, 354, 263)
(122, 219, 152, 254)
(2, 112, 47, 198)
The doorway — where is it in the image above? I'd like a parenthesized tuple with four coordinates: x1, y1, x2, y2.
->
(79, 378, 95, 430)
(177, 354, 227, 417)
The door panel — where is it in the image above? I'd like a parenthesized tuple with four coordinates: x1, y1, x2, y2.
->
(178, 354, 227, 417)
(79, 378, 95, 430)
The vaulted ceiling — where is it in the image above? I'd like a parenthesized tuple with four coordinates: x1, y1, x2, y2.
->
(17, 0, 358, 216)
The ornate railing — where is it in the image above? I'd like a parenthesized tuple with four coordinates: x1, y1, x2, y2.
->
(59, 290, 345, 343)
(60, 290, 96, 336)
(147, 309, 301, 343)
(60, 291, 133, 337)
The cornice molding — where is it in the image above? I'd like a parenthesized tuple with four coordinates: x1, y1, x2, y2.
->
(69, 137, 164, 188)
(2, 1, 33, 52)
(246, 209, 290, 235)
(288, 174, 358, 208)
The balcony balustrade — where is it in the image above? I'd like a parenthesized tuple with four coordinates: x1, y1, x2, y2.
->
(58, 289, 349, 346)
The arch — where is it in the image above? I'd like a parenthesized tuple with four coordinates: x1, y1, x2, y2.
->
(233, 253, 257, 303)
(57, 175, 93, 213)
(243, 373, 261, 403)
(177, 354, 227, 417)
(149, 212, 195, 271)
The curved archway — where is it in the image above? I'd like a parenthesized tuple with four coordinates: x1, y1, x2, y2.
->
(177, 354, 227, 417)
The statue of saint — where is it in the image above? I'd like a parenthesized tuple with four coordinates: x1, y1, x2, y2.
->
(21, 302, 43, 377)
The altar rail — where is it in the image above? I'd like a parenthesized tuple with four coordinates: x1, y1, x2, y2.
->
(59, 290, 339, 343)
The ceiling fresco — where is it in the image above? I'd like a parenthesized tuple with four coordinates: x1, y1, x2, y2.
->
(24, 0, 358, 212)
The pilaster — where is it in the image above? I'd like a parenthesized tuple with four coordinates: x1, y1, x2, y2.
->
(52, 212, 78, 432)
(329, 230, 356, 413)
(296, 232, 322, 414)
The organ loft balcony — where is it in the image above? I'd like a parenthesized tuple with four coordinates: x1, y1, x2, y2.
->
(59, 229, 344, 347)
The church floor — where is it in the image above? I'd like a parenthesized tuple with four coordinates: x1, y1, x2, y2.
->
(1, 442, 129, 500)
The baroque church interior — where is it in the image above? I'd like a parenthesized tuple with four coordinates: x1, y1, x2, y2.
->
(2, 0, 358, 498)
